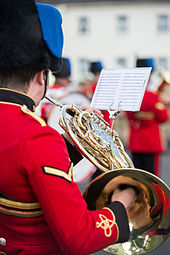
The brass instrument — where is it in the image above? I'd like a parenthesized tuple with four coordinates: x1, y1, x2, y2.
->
(45, 95, 170, 255)
(150, 71, 170, 94)
(157, 72, 170, 106)
(159, 71, 170, 92)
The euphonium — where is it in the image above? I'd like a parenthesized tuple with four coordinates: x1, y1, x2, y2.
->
(151, 71, 170, 93)
(45, 95, 170, 255)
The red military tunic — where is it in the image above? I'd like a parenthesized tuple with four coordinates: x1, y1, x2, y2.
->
(0, 89, 130, 255)
(126, 90, 168, 153)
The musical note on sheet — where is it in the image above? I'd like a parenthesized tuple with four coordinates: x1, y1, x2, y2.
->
(90, 67, 152, 112)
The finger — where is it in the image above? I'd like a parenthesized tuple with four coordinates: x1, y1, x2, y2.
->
(80, 106, 104, 117)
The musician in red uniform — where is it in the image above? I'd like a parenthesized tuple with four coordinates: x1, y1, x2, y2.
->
(89, 61, 111, 125)
(126, 58, 168, 177)
(40, 57, 72, 123)
(0, 1, 137, 254)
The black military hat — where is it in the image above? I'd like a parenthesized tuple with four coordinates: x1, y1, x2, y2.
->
(0, 0, 63, 71)
(136, 58, 155, 72)
(89, 61, 103, 75)
(54, 58, 71, 78)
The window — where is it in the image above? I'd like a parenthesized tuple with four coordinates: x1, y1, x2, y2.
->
(78, 17, 89, 34)
(117, 16, 128, 33)
(157, 15, 169, 33)
(116, 58, 127, 68)
(157, 57, 168, 71)
(79, 58, 89, 77)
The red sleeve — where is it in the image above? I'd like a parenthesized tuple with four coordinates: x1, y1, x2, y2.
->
(150, 93, 168, 123)
(125, 92, 168, 125)
(125, 111, 135, 121)
(21, 126, 130, 255)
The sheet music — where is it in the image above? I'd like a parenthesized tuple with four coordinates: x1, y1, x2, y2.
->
(90, 67, 152, 112)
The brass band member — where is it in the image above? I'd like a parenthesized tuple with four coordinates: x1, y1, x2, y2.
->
(126, 58, 168, 177)
(0, 0, 136, 254)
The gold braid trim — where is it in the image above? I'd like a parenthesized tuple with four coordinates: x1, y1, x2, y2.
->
(134, 111, 154, 120)
(0, 197, 43, 218)
(0, 197, 41, 209)
(21, 105, 46, 127)
(0, 207, 43, 218)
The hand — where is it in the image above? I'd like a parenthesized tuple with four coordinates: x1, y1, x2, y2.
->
(111, 187, 137, 211)
(80, 106, 104, 118)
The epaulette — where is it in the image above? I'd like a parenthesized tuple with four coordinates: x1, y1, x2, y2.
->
(21, 105, 46, 127)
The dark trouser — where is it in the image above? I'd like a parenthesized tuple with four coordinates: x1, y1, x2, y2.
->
(132, 152, 160, 176)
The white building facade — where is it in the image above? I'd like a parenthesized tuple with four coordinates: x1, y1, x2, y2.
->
(39, 0, 170, 82)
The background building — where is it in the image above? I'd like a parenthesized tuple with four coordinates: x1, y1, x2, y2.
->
(38, 0, 170, 82)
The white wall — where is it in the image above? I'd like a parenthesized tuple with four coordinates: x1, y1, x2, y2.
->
(54, 1, 170, 82)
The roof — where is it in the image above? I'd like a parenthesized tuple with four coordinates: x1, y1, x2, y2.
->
(36, 0, 170, 5)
